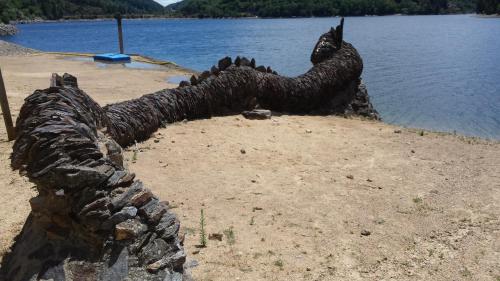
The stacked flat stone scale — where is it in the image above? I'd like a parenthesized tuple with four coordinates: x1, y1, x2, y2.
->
(1, 19, 378, 281)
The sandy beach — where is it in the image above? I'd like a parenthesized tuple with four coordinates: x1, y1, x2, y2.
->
(0, 43, 499, 280)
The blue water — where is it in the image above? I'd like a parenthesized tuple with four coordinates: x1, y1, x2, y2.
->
(4, 15, 500, 139)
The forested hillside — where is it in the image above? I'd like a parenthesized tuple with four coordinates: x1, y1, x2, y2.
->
(0, 0, 165, 23)
(168, 0, 477, 17)
(476, 0, 500, 13)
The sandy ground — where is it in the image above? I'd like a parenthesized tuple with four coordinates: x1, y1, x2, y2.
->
(0, 54, 499, 281)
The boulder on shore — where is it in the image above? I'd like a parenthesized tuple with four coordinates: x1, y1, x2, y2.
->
(0, 24, 18, 36)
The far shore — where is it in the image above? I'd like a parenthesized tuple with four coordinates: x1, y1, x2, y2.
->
(8, 12, 486, 25)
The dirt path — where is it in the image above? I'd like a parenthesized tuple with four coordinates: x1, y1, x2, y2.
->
(0, 54, 498, 280)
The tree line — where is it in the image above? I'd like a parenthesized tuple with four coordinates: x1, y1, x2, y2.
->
(2, 0, 498, 24)
(168, 0, 478, 18)
(1, 0, 164, 23)
(476, 0, 500, 13)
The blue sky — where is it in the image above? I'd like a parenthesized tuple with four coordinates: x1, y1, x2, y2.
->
(154, 0, 181, 6)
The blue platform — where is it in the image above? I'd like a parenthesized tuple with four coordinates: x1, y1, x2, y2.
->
(93, 53, 131, 63)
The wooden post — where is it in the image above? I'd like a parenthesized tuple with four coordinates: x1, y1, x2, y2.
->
(0, 68, 15, 141)
(116, 14, 124, 54)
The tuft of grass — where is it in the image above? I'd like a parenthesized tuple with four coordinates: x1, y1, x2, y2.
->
(223, 226, 236, 245)
(419, 130, 425, 136)
(199, 209, 207, 248)
(184, 227, 195, 236)
(273, 259, 284, 270)
(413, 197, 423, 204)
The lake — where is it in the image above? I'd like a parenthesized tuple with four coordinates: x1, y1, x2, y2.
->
(3, 15, 500, 139)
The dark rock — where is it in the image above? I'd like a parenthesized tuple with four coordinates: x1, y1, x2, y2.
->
(256, 65, 267, 72)
(101, 206, 138, 230)
(139, 199, 167, 224)
(179, 80, 190, 87)
(139, 238, 168, 264)
(250, 58, 256, 68)
(101, 246, 129, 281)
(110, 181, 143, 210)
(240, 57, 251, 67)
(190, 75, 198, 85)
(242, 109, 272, 120)
(115, 219, 147, 240)
(38, 261, 65, 281)
(199, 71, 210, 81)
(208, 233, 223, 241)
(210, 65, 220, 75)
(218, 56, 232, 71)
(361, 230, 371, 236)
(130, 189, 154, 208)
(105, 138, 124, 167)
(146, 251, 186, 274)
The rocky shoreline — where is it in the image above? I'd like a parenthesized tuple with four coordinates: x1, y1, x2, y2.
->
(0, 24, 18, 36)
(0, 40, 36, 56)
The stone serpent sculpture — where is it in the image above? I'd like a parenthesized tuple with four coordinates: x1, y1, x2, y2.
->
(0, 20, 378, 281)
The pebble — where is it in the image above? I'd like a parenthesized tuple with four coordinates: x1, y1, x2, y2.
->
(240, 149, 246, 154)
(361, 230, 371, 236)
(208, 233, 223, 241)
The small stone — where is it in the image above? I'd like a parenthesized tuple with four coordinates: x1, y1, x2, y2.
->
(209, 233, 223, 241)
(210, 65, 220, 75)
(146, 251, 186, 273)
(256, 65, 267, 72)
(346, 175, 354, 180)
(154, 139, 160, 143)
(179, 80, 190, 87)
(242, 109, 272, 120)
(139, 199, 168, 224)
(361, 230, 371, 236)
(192, 250, 200, 255)
(115, 219, 147, 240)
(218, 57, 232, 71)
(306, 129, 312, 133)
(240, 149, 246, 154)
(102, 206, 138, 230)
(185, 259, 199, 268)
(394, 129, 402, 133)
(411, 150, 415, 153)
(130, 189, 154, 207)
